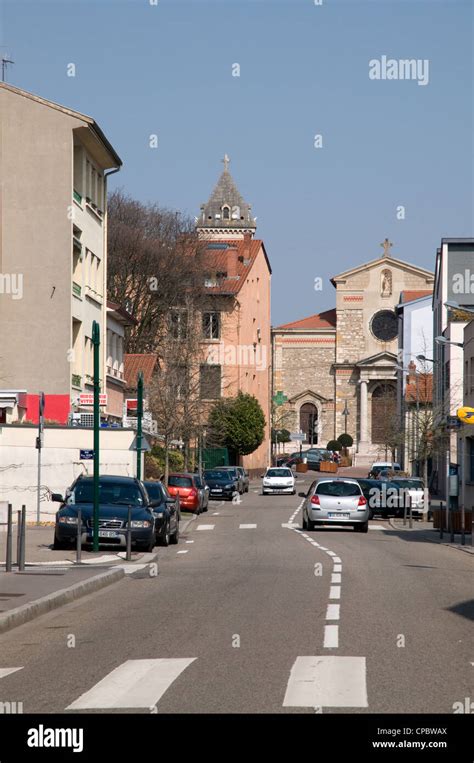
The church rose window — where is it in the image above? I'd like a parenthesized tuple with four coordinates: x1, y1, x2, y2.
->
(370, 309, 398, 341)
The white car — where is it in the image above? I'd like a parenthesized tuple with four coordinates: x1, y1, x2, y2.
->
(262, 467, 296, 495)
(391, 478, 428, 518)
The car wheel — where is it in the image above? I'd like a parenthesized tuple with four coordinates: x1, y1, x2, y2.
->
(308, 520, 316, 531)
(53, 534, 70, 550)
(292, 490, 296, 495)
(160, 523, 170, 547)
(368, 508, 374, 520)
(170, 522, 179, 545)
(357, 522, 369, 534)
(302, 513, 308, 530)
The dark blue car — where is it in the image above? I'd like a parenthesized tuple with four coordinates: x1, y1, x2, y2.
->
(203, 469, 239, 501)
(52, 475, 157, 552)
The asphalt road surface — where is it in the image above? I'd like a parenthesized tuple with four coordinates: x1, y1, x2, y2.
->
(0, 474, 472, 714)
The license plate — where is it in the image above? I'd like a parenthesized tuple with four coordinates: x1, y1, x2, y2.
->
(328, 512, 350, 518)
(212, 489, 222, 493)
(98, 530, 120, 538)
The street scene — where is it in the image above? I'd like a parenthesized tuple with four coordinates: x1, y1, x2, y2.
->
(0, 0, 473, 758)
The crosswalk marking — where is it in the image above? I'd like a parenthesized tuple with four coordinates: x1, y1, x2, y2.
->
(283, 657, 368, 708)
(196, 525, 215, 531)
(239, 524, 257, 529)
(0, 667, 23, 679)
(66, 658, 196, 710)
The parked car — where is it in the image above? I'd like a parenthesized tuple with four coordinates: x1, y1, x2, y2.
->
(212, 466, 245, 494)
(236, 466, 250, 493)
(390, 478, 428, 518)
(203, 469, 240, 500)
(262, 467, 296, 495)
(300, 477, 369, 532)
(166, 473, 206, 514)
(287, 448, 332, 471)
(368, 461, 401, 479)
(52, 475, 156, 552)
(356, 478, 389, 519)
(193, 474, 210, 512)
(143, 480, 180, 546)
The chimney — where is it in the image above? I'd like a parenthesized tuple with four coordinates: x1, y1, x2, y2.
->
(227, 246, 239, 278)
(243, 231, 252, 259)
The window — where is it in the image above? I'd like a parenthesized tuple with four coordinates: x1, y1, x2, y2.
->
(202, 312, 220, 340)
(169, 310, 188, 339)
(200, 364, 221, 399)
(222, 205, 230, 220)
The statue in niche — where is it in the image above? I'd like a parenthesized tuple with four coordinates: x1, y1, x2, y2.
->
(381, 269, 392, 297)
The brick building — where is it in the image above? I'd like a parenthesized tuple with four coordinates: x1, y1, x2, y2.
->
(272, 241, 434, 466)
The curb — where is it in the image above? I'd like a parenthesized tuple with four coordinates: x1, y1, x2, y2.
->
(0, 567, 125, 635)
(388, 517, 473, 555)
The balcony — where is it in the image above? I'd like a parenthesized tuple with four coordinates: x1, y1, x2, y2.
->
(73, 189, 82, 205)
(72, 281, 82, 298)
(71, 373, 82, 388)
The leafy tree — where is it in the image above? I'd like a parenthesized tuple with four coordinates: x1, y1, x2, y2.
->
(327, 439, 342, 451)
(208, 392, 266, 457)
(337, 433, 353, 448)
(272, 428, 291, 444)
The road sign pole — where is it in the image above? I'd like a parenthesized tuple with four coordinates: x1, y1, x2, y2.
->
(136, 372, 144, 481)
(92, 321, 100, 553)
(36, 392, 45, 525)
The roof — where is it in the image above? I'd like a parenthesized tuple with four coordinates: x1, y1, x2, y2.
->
(107, 301, 137, 326)
(275, 308, 337, 331)
(405, 371, 433, 403)
(331, 253, 434, 287)
(201, 238, 271, 295)
(0, 82, 122, 168)
(124, 354, 158, 388)
(399, 290, 433, 304)
(197, 164, 256, 232)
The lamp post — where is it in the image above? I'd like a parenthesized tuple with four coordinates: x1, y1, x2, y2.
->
(136, 371, 144, 481)
(342, 400, 349, 435)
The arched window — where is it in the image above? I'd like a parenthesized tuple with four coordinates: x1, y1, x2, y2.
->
(300, 403, 318, 445)
(222, 205, 230, 220)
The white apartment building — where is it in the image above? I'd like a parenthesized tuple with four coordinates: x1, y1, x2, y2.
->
(0, 82, 121, 425)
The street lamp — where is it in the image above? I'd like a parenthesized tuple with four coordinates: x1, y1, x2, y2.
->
(416, 354, 434, 363)
(435, 335, 464, 348)
(342, 400, 350, 435)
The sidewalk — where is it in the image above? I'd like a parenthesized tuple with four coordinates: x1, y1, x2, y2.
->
(388, 517, 473, 555)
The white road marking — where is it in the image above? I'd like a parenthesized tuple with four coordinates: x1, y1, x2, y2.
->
(333, 564, 342, 573)
(66, 658, 196, 710)
(326, 604, 340, 621)
(25, 560, 73, 566)
(331, 573, 342, 584)
(212, 512, 220, 516)
(185, 540, 194, 544)
(283, 657, 368, 708)
(323, 625, 339, 648)
(333, 557, 342, 564)
(326, 551, 336, 557)
(329, 586, 341, 600)
(115, 564, 148, 574)
(239, 524, 257, 529)
(369, 525, 384, 530)
(81, 555, 120, 564)
(196, 525, 215, 531)
(177, 550, 188, 555)
(281, 522, 299, 528)
(0, 667, 23, 679)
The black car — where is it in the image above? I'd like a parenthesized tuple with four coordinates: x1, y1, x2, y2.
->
(203, 469, 239, 500)
(211, 466, 244, 494)
(143, 480, 180, 546)
(52, 475, 157, 552)
(357, 478, 405, 518)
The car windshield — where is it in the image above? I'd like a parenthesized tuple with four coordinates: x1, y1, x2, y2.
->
(393, 480, 424, 490)
(168, 476, 193, 487)
(69, 481, 144, 505)
(266, 469, 292, 477)
(144, 482, 167, 503)
(316, 482, 361, 497)
(204, 471, 232, 480)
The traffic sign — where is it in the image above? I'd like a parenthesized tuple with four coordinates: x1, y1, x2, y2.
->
(290, 432, 305, 442)
(447, 415, 461, 430)
(80, 449, 94, 460)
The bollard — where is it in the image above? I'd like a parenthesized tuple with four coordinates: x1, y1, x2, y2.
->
(16, 510, 21, 567)
(450, 508, 454, 544)
(408, 494, 413, 530)
(76, 509, 82, 564)
(461, 506, 465, 546)
(439, 502, 444, 540)
(403, 490, 407, 527)
(126, 507, 132, 562)
(5, 504, 13, 572)
(19, 505, 26, 572)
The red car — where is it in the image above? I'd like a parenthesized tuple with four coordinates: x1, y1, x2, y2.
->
(166, 473, 208, 514)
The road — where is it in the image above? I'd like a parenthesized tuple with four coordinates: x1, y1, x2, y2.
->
(0, 474, 472, 714)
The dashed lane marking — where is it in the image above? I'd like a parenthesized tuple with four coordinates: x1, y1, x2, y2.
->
(326, 604, 340, 621)
(196, 525, 215, 531)
(323, 625, 339, 648)
(239, 524, 257, 529)
(177, 550, 189, 555)
(329, 586, 341, 600)
(331, 573, 342, 584)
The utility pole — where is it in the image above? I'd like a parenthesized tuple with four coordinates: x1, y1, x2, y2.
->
(92, 321, 100, 553)
(136, 371, 144, 481)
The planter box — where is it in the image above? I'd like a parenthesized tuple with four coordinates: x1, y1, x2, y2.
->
(433, 509, 472, 533)
(340, 457, 352, 467)
(296, 463, 308, 473)
(319, 461, 337, 473)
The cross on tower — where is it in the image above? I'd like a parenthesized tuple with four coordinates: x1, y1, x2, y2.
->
(380, 238, 393, 257)
(222, 153, 230, 172)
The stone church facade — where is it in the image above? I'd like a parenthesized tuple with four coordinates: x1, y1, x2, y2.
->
(272, 242, 434, 465)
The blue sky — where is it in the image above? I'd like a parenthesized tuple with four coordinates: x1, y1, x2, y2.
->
(1, 0, 473, 325)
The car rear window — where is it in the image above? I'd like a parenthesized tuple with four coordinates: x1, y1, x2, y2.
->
(393, 480, 424, 490)
(316, 482, 361, 497)
(266, 469, 292, 477)
(168, 476, 193, 488)
(144, 482, 166, 503)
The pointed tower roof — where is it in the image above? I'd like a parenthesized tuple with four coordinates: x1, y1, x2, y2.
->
(197, 155, 257, 238)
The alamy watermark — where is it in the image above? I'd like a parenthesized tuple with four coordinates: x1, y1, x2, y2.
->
(206, 342, 267, 371)
(369, 56, 429, 87)
(0, 273, 23, 300)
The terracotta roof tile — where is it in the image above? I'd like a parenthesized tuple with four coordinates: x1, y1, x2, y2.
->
(400, 290, 433, 303)
(200, 238, 270, 295)
(124, 354, 158, 388)
(276, 308, 337, 331)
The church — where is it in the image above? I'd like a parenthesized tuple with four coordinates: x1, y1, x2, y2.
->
(272, 242, 434, 466)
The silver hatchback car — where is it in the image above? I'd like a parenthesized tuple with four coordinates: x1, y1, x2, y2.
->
(300, 477, 369, 533)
